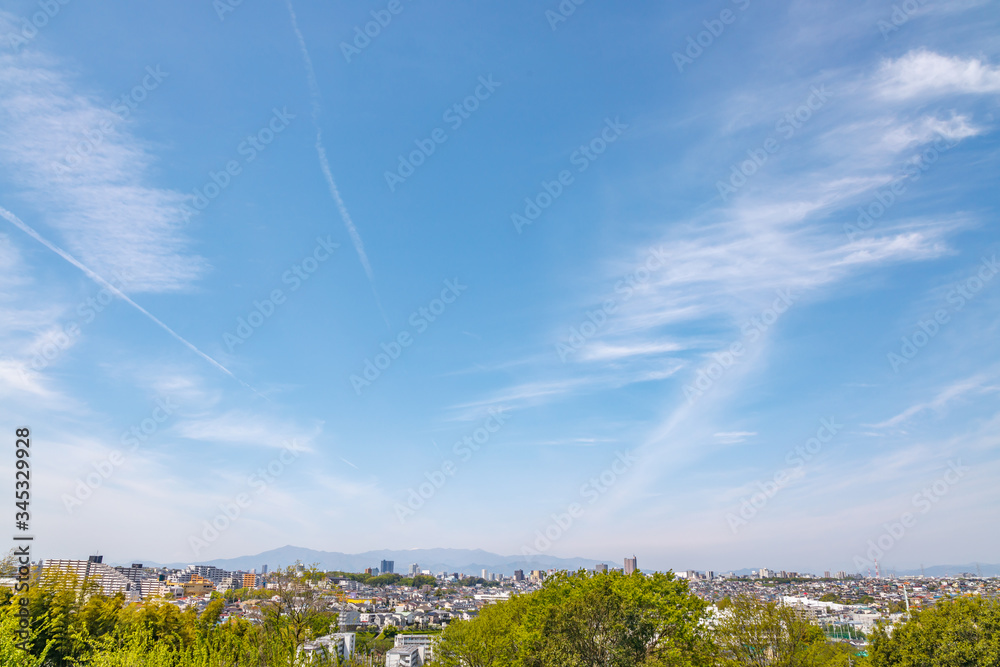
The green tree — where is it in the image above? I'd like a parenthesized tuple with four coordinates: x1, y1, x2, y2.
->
(437, 569, 710, 667)
(368, 573, 403, 587)
(198, 598, 225, 633)
(436, 594, 529, 667)
(712, 594, 827, 667)
(868, 597, 1000, 667)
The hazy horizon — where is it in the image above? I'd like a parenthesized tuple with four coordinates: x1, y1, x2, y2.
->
(1, 0, 998, 573)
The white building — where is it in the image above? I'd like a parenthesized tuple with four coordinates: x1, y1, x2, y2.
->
(474, 592, 511, 602)
(385, 645, 422, 667)
(338, 609, 361, 628)
(393, 634, 438, 663)
(300, 632, 356, 663)
(43, 559, 140, 602)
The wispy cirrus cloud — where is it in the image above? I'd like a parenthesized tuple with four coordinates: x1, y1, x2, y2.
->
(173, 410, 321, 452)
(0, 14, 205, 293)
(541, 49, 995, 519)
(878, 112, 983, 151)
(714, 431, 756, 445)
(873, 374, 997, 429)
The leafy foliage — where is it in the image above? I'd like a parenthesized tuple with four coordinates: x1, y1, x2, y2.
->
(0, 563, 339, 667)
(868, 597, 1000, 667)
(437, 569, 712, 667)
(4, 561, 995, 667)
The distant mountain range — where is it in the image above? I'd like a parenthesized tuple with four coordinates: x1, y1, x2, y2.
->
(896, 563, 1000, 577)
(130, 545, 1000, 578)
(138, 545, 610, 576)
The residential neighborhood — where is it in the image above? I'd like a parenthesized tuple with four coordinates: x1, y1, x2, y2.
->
(6, 554, 997, 665)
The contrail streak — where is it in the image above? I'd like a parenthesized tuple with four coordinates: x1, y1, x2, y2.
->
(0, 205, 269, 401)
(283, 0, 389, 327)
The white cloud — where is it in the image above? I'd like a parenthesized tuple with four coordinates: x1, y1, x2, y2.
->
(580, 341, 685, 362)
(879, 113, 983, 152)
(173, 411, 320, 451)
(0, 27, 205, 293)
(574, 46, 1000, 518)
(0, 356, 58, 399)
(714, 431, 756, 445)
(873, 375, 992, 428)
(877, 49, 1000, 100)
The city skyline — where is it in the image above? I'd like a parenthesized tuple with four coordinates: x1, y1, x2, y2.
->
(1, 0, 999, 571)
(28, 544, 1000, 580)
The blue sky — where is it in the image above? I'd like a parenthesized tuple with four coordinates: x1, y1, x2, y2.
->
(1, 0, 999, 574)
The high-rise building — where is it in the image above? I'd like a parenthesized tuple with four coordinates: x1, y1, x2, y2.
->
(595, 563, 608, 573)
(380, 560, 394, 575)
(114, 564, 146, 584)
(513, 570, 524, 581)
(624, 556, 637, 575)
(262, 564, 268, 575)
(176, 565, 230, 585)
(45, 559, 138, 601)
(481, 569, 488, 579)
(409, 563, 419, 576)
